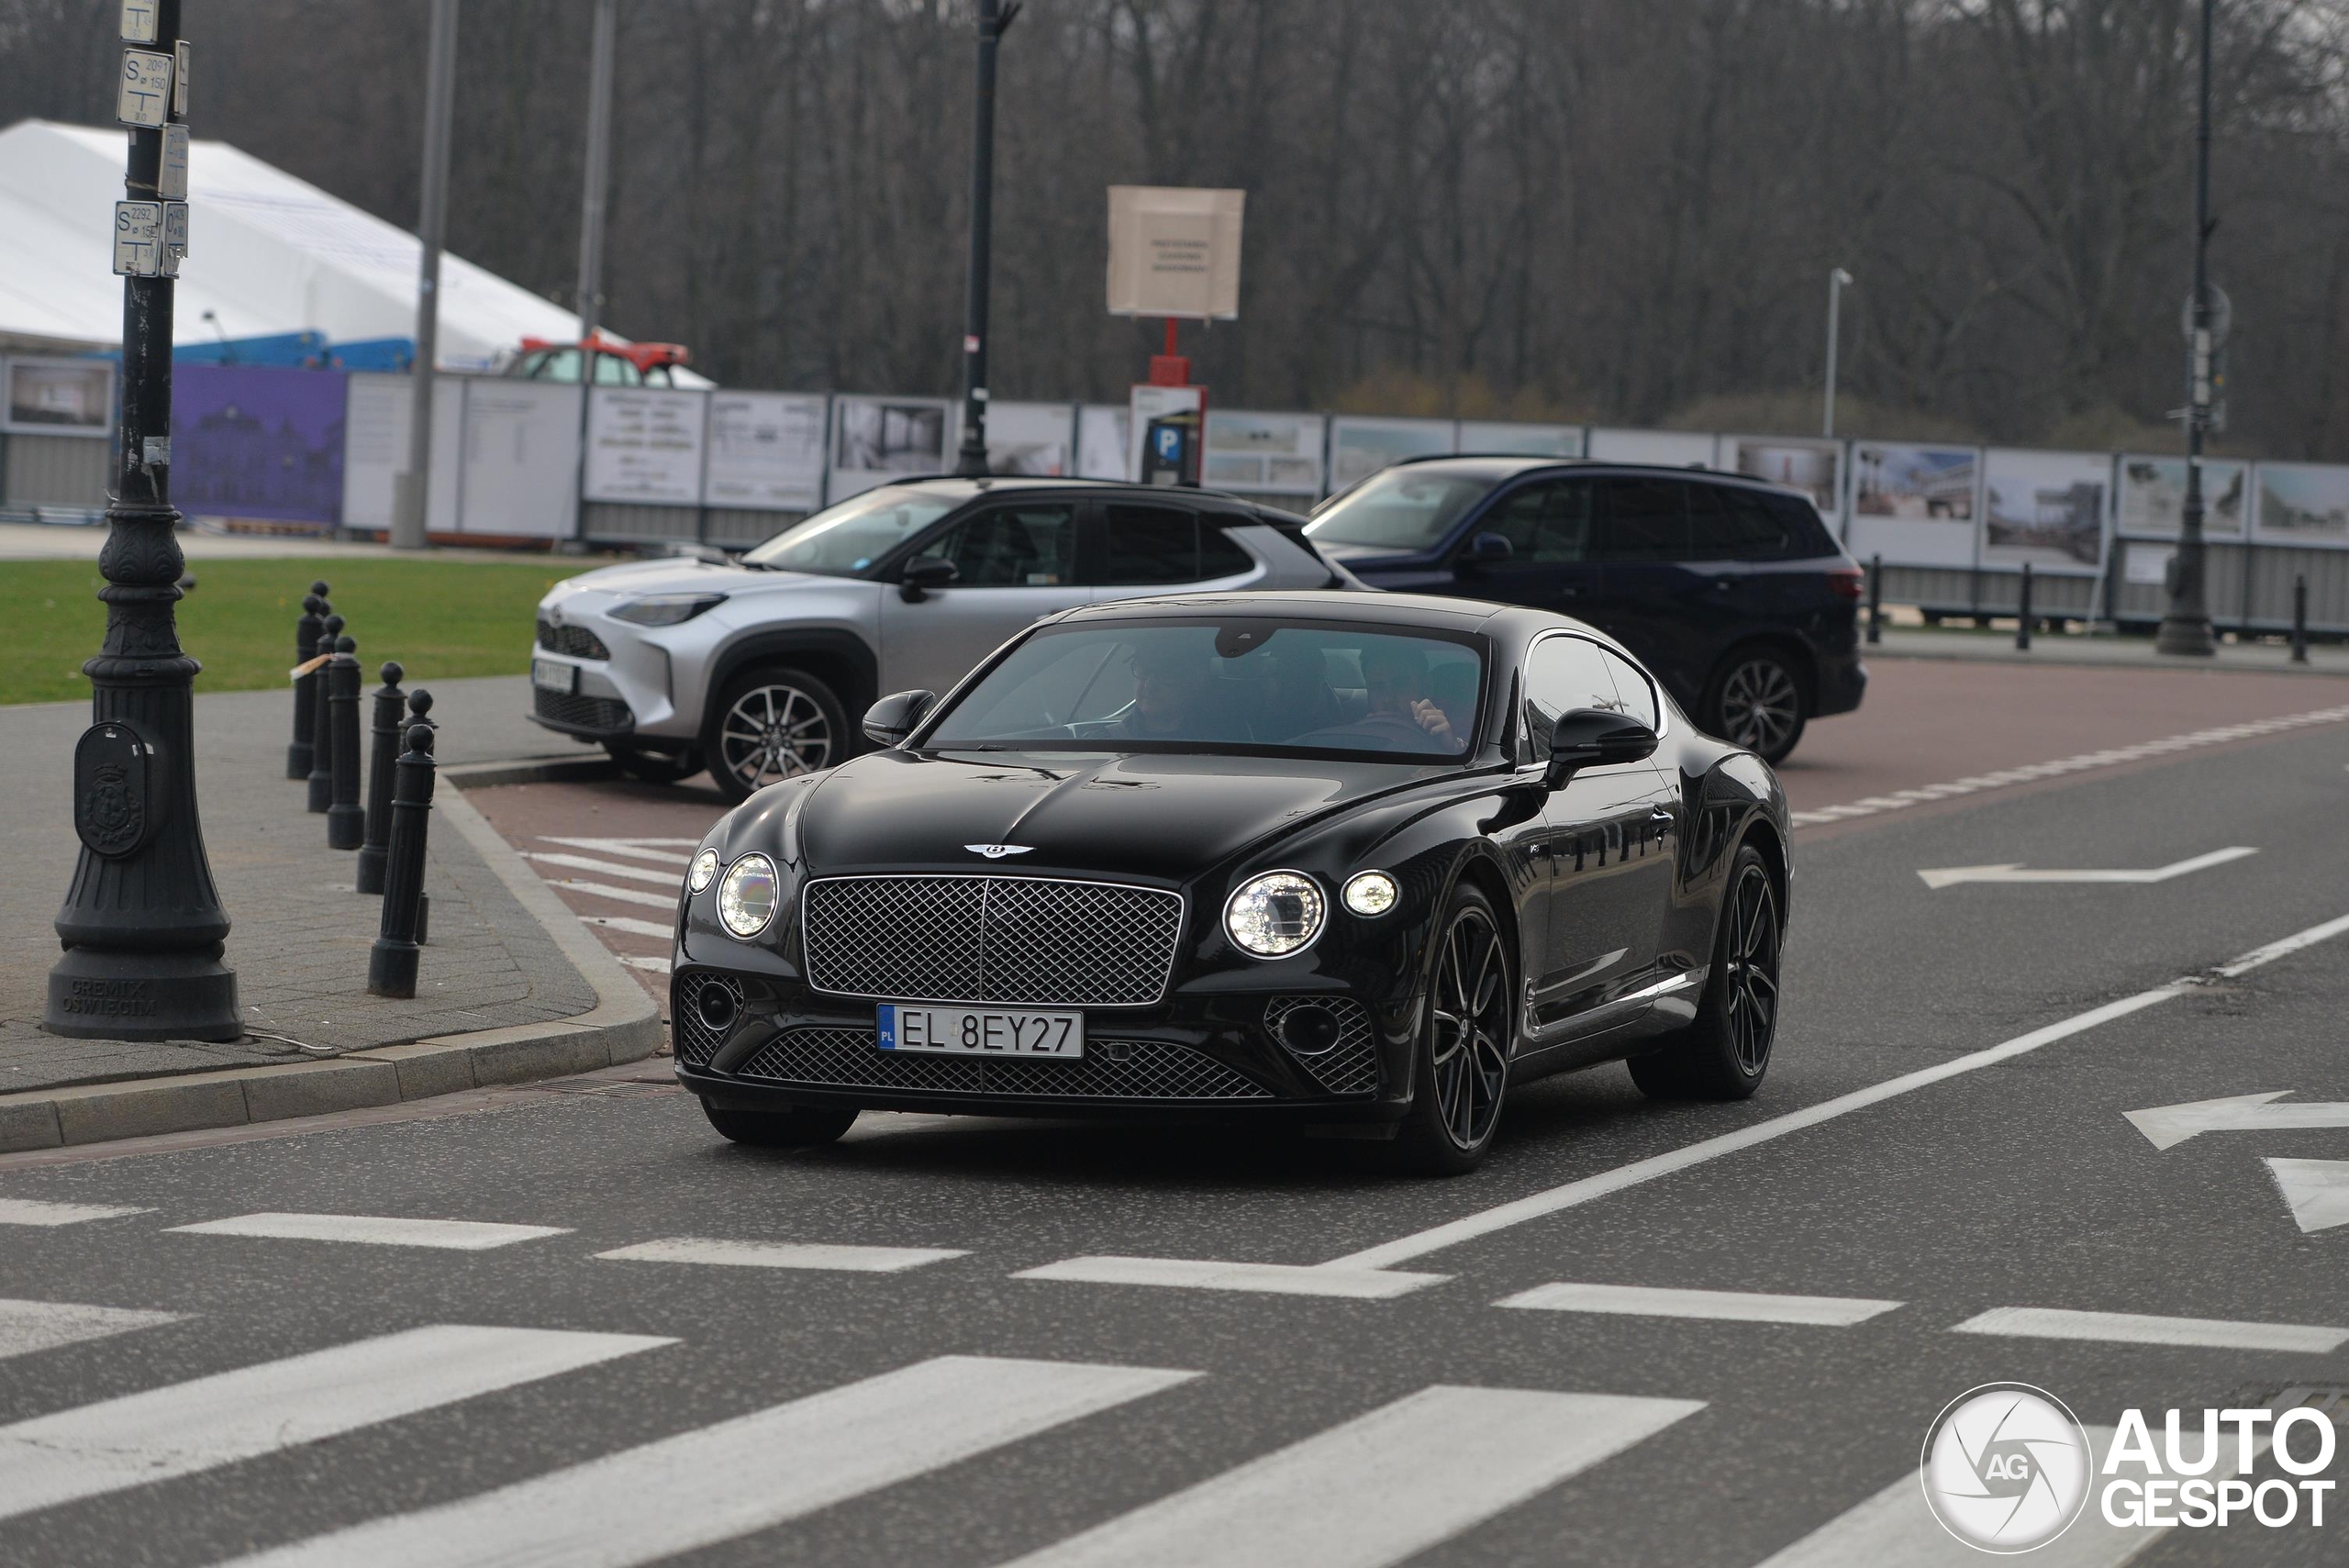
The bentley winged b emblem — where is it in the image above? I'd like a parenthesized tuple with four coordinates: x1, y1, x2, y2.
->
(965, 843, 1033, 860)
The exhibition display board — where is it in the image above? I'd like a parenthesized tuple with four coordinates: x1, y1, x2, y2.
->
(1203, 409, 1325, 496)
(2, 356, 113, 437)
(828, 395, 953, 503)
(453, 380, 581, 538)
(974, 401, 1075, 477)
(1586, 428, 1714, 468)
(1845, 442, 1980, 568)
(1979, 448, 2111, 575)
(702, 391, 828, 511)
(584, 387, 709, 506)
(2253, 461, 2349, 548)
(1328, 416, 1454, 490)
(1721, 435, 1842, 526)
(2116, 454, 2246, 539)
(171, 364, 347, 528)
(1455, 420, 1581, 459)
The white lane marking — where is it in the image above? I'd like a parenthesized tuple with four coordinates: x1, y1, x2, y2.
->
(0, 1324, 671, 1523)
(615, 954, 672, 974)
(166, 1213, 571, 1251)
(1787, 704, 2349, 827)
(217, 1356, 1196, 1568)
(1753, 1428, 2191, 1568)
(1014, 1256, 1450, 1299)
(2125, 1090, 2349, 1150)
(1918, 846, 2258, 889)
(0, 1299, 182, 1362)
(1496, 1282, 1903, 1327)
(998, 1385, 1705, 1568)
(548, 878, 678, 910)
(540, 836, 695, 865)
(1320, 907, 2349, 1273)
(579, 914, 674, 940)
(524, 851, 685, 887)
(0, 1197, 151, 1227)
(596, 1238, 967, 1273)
(2265, 1158, 2349, 1233)
(1951, 1306, 2349, 1354)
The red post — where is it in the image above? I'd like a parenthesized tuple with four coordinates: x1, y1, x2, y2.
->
(1148, 317, 1190, 386)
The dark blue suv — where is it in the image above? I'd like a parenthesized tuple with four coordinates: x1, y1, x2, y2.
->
(1301, 456, 1867, 762)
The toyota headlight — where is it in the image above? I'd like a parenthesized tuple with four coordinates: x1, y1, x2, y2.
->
(717, 853, 779, 939)
(686, 847, 719, 894)
(610, 592, 727, 627)
(1224, 871, 1326, 958)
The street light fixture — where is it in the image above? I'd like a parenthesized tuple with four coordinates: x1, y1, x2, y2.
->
(953, 0, 1020, 478)
(1824, 267, 1853, 439)
(2158, 0, 2220, 657)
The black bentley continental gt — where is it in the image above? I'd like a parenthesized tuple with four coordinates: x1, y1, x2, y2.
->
(670, 591, 1790, 1173)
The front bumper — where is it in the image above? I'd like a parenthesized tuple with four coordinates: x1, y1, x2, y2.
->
(527, 616, 689, 742)
(669, 965, 1414, 1124)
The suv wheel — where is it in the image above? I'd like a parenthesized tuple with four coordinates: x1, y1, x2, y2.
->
(1705, 649, 1807, 763)
(704, 667, 847, 804)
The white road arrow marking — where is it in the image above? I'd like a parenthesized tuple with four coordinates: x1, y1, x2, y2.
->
(2264, 1159, 2349, 1233)
(1917, 845, 2257, 889)
(2124, 1091, 2349, 1150)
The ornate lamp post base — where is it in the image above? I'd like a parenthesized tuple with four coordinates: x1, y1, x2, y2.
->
(45, 945, 239, 1043)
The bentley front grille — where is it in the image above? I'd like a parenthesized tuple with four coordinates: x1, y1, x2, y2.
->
(801, 875, 1183, 1007)
(738, 1028, 1271, 1101)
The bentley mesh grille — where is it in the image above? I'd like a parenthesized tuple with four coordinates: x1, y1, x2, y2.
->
(1263, 995, 1380, 1096)
(536, 619, 611, 661)
(533, 688, 632, 734)
(671, 973, 740, 1068)
(802, 876, 1183, 1006)
(738, 1028, 1270, 1100)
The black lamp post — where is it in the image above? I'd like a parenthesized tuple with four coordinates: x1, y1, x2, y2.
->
(2157, 0, 2219, 657)
(952, 0, 1019, 478)
(45, 0, 239, 1042)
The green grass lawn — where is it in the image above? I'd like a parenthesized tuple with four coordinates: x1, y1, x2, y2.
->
(2, 558, 592, 706)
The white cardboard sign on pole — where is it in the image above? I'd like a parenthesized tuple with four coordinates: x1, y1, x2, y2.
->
(1106, 186, 1245, 320)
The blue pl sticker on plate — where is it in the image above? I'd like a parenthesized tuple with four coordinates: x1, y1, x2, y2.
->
(876, 1004, 898, 1050)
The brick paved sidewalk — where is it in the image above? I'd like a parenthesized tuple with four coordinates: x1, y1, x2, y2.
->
(1, 675, 620, 1096)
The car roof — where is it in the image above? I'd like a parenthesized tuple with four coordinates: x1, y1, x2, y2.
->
(887, 474, 1290, 511)
(1346, 452, 1808, 490)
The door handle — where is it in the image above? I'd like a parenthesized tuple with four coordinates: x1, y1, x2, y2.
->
(1649, 807, 1675, 826)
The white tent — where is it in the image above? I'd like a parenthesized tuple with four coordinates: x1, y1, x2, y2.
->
(0, 119, 583, 369)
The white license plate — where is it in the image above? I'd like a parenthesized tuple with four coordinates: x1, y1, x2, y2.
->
(878, 1004, 1084, 1059)
(532, 658, 577, 694)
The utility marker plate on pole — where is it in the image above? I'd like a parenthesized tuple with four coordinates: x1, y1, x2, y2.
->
(160, 124, 188, 200)
(112, 201, 164, 277)
(162, 201, 188, 276)
(173, 39, 189, 116)
(119, 0, 158, 43)
(117, 50, 172, 128)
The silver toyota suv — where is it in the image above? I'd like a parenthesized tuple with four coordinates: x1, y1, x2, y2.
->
(529, 478, 1351, 801)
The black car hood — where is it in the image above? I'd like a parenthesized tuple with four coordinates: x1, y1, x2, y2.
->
(789, 749, 1458, 884)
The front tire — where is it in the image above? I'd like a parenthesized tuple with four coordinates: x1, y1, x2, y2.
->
(1391, 884, 1514, 1175)
(1704, 648, 1807, 764)
(701, 1099, 858, 1148)
(1629, 843, 1780, 1101)
(703, 666, 848, 805)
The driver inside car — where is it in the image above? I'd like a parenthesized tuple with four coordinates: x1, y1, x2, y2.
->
(1360, 643, 1458, 750)
(1109, 641, 1249, 743)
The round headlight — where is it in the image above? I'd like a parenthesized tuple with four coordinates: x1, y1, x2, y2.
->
(1224, 871, 1326, 958)
(686, 847, 719, 894)
(1342, 870, 1399, 917)
(717, 853, 780, 939)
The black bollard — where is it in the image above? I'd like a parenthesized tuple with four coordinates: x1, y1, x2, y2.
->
(357, 662, 406, 894)
(306, 612, 344, 812)
(2015, 562, 2033, 651)
(327, 637, 366, 851)
(406, 688, 433, 944)
(1866, 553, 1883, 646)
(369, 723, 438, 998)
(2292, 575, 2310, 664)
(287, 585, 328, 779)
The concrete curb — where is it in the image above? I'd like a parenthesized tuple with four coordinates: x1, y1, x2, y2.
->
(440, 754, 618, 790)
(1865, 637, 2349, 676)
(0, 783, 664, 1154)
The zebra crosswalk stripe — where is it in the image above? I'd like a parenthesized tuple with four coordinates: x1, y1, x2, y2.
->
(997, 1385, 1706, 1568)
(165, 1213, 571, 1251)
(0, 1197, 151, 1227)
(0, 1298, 182, 1362)
(0, 1324, 671, 1523)
(215, 1355, 1197, 1568)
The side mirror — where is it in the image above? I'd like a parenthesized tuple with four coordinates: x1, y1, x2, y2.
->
(898, 556, 959, 602)
(863, 689, 937, 748)
(1464, 531, 1515, 568)
(1543, 707, 1658, 789)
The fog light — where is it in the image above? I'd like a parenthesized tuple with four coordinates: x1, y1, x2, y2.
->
(1276, 1003, 1342, 1056)
(696, 980, 739, 1034)
(1342, 870, 1398, 917)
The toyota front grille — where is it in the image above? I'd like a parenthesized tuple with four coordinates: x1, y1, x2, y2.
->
(801, 875, 1183, 1007)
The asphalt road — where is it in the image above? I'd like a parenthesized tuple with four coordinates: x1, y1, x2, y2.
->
(5, 662, 2349, 1566)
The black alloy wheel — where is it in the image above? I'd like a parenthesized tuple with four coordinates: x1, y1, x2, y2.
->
(1708, 650, 1806, 763)
(701, 1099, 859, 1148)
(1393, 884, 1513, 1174)
(603, 740, 706, 785)
(706, 668, 846, 804)
(1630, 843, 1780, 1101)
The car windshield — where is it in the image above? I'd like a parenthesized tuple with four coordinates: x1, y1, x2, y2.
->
(740, 487, 959, 576)
(1303, 469, 1497, 552)
(924, 621, 1484, 760)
